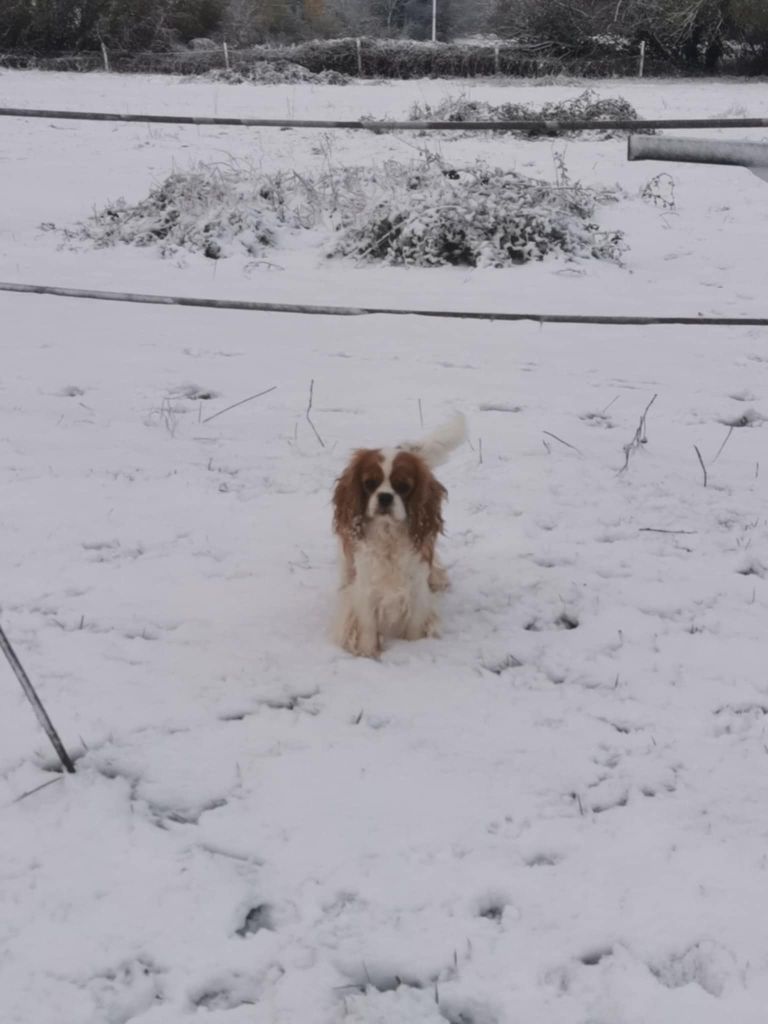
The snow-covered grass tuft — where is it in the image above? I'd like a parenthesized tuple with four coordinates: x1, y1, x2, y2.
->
(408, 88, 654, 138)
(331, 160, 626, 267)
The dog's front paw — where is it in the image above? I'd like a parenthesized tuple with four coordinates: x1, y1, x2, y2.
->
(346, 637, 381, 658)
(428, 563, 450, 593)
(342, 622, 381, 659)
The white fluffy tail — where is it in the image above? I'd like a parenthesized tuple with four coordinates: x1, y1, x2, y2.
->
(400, 412, 467, 468)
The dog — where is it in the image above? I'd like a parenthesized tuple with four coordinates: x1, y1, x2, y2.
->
(331, 413, 466, 657)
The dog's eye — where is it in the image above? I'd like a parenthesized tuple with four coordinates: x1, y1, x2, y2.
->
(393, 479, 412, 496)
(362, 478, 379, 494)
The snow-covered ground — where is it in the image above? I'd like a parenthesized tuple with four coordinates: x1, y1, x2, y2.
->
(1, 70, 768, 1024)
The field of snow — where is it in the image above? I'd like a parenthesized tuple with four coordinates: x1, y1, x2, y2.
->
(1, 69, 768, 1024)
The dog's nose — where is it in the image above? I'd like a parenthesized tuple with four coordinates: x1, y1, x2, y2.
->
(378, 491, 394, 509)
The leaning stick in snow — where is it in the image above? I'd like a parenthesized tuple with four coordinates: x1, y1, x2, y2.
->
(0, 621, 76, 773)
(202, 385, 276, 424)
(306, 379, 325, 448)
(694, 445, 708, 487)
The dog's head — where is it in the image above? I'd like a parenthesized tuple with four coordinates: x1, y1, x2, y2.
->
(333, 448, 446, 545)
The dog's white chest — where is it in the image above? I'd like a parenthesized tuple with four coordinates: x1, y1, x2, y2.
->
(356, 521, 423, 589)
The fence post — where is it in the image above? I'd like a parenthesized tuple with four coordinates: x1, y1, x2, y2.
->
(100, 41, 110, 73)
(355, 37, 363, 76)
(494, 42, 500, 75)
(223, 41, 230, 71)
(638, 40, 646, 78)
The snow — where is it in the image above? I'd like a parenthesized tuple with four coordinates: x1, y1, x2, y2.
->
(1, 69, 768, 1023)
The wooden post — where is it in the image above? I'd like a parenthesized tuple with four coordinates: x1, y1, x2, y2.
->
(638, 40, 646, 77)
(355, 37, 363, 76)
(432, 0, 437, 42)
(223, 41, 230, 71)
(100, 41, 110, 72)
(494, 42, 500, 75)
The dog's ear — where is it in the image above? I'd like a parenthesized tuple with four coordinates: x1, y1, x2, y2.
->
(408, 463, 447, 550)
(333, 450, 369, 540)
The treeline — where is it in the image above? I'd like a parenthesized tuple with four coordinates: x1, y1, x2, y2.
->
(1, 0, 767, 74)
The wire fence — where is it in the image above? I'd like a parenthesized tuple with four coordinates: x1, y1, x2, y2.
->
(0, 38, 670, 80)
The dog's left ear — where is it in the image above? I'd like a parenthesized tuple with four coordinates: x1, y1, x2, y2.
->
(333, 450, 368, 540)
(408, 467, 446, 548)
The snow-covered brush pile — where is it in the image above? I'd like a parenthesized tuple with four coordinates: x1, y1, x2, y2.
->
(204, 61, 349, 85)
(331, 161, 627, 267)
(71, 168, 289, 258)
(408, 88, 653, 138)
(69, 157, 625, 267)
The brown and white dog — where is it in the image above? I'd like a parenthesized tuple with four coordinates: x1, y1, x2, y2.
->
(331, 413, 466, 657)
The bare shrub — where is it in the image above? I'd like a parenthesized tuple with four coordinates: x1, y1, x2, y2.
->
(71, 168, 288, 258)
(203, 60, 349, 84)
(67, 156, 627, 269)
(409, 89, 654, 139)
(330, 160, 627, 267)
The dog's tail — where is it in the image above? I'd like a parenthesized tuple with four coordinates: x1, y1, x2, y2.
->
(400, 412, 467, 468)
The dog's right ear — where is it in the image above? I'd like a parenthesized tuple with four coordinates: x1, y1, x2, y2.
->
(333, 450, 368, 540)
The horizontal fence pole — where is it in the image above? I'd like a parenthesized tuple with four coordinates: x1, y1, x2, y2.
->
(2, 107, 768, 132)
(1, 281, 767, 327)
(629, 134, 768, 167)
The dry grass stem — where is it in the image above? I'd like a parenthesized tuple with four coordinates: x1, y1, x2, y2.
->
(203, 386, 276, 424)
(711, 425, 735, 464)
(694, 445, 708, 487)
(306, 379, 326, 447)
(543, 430, 582, 455)
(619, 393, 657, 472)
(12, 776, 64, 804)
(639, 527, 697, 535)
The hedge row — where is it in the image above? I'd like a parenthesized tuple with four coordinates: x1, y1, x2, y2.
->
(0, 36, 695, 78)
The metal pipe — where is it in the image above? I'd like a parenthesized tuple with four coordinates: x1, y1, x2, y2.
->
(628, 135, 768, 181)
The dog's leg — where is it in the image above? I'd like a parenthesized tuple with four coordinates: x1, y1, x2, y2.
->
(335, 587, 380, 657)
(346, 607, 380, 657)
(403, 577, 440, 641)
(338, 540, 356, 587)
